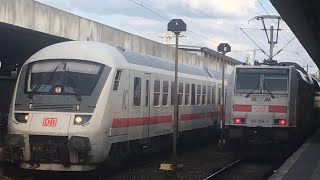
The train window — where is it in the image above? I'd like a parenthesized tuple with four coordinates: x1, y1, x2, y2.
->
(207, 86, 211, 104)
(212, 85, 216, 104)
(133, 77, 141, 106)
(171, 82, 175, 106)
(197, 85, 201, 105)
(202, 85, 206, 105)
(235, 72, 260, 93)
(178, 83, 183, 106)
(113, 70, 122, 91)
(191, 84, 196, 105)
(263, 75, 288, 94)
(162, 81, 169, 106)
(145, 80, 149, 107)
(185, 84, 190, 105)
(154, 80, 160, 106)
(26, 60, 103, 96)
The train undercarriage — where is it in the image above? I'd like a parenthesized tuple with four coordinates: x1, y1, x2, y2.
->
(228, 126, 293, 144)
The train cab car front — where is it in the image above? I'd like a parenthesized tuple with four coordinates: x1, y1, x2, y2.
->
(6, 43, 118, 171)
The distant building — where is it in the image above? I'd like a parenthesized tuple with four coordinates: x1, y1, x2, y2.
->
(177, 45, 242, 73)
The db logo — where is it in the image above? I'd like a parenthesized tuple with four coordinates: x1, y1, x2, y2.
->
(42, 118, 57, 127)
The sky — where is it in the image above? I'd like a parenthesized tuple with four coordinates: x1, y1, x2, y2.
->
(35, 0, 318, 74)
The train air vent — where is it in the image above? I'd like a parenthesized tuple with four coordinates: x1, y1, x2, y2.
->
(33, 104, 75, 111)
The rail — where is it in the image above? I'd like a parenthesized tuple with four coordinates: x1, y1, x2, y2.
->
(203, 159, 241, 180)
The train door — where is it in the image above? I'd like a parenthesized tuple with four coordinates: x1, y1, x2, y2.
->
(142, 73, 151, 140)
(128, 70, 143, 140)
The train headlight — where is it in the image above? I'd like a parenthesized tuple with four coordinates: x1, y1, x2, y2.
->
(74, 115, 91, 125)
(75, 116, 82, 124)
(14, 113, 29, 123)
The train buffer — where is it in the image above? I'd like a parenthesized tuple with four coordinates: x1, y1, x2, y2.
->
(269, 129, 320, 180)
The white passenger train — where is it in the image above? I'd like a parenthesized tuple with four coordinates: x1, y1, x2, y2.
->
(6, 41, 226, 171)
(225, 63, 318, 144)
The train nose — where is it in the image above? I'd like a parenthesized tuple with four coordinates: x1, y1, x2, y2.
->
(28, 113, 72, 136)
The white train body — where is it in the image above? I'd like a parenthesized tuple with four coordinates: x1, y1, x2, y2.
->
(7, 41, 225, 171)
(225, 65, 316, 143)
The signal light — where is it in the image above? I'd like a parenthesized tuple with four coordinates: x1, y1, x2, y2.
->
(234, 118, 246, 124)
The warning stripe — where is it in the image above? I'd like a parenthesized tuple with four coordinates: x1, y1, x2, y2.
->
(233, 104, 252, 112)
(268, 105, 287, 113)
(232, 104, 287, 113)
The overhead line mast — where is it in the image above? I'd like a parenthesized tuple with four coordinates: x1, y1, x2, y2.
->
(249, 15, 282, 64)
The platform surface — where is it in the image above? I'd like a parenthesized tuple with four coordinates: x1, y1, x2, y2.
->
(269, 129, 320, 180)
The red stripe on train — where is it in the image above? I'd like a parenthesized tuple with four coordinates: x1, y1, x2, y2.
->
(233, 104, 252, 112)
(112, 115, 172, 128)
(180, 112, 216, 121)
(112, 111, 219, 128)
(268, 105, 287, 113)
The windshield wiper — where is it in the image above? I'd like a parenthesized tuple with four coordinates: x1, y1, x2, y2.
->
(263, 84, 275, 99)
(28, 64, 60, 99)
(66, 66, 82, 101)
(245, 84, 260, 98)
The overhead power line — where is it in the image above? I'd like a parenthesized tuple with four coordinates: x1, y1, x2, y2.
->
(240, 28, 268, 56)
(128, 0, 249, 60)
(272, 37, 295, 58)
(128, 0, 221, 45)
(176, 0, 274, 59)
(256, 0, 309, 65)
(128, 0, 170, 21)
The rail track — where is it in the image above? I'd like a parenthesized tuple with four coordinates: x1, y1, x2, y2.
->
(203, 159, 279, 180)
(203, 159, 241, 180)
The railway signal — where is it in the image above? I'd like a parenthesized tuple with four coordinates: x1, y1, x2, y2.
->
(168, 19, 186, 158)
(217, 43, 231, 150)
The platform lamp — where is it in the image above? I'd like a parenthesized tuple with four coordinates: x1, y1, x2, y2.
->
(217, 43, 231, 150)
(168, 19, 186, 158)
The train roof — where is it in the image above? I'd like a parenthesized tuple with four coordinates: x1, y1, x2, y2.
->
(25, 41, 228, 80)
(25, 41, 128, 68)
(234, 65, 292, 69)
(120, 48, 228, 79)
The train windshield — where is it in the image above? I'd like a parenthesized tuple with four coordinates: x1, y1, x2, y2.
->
(25, 60, 104, 96)
(235, 68, 289, 94)
(263, 74, 288, 93)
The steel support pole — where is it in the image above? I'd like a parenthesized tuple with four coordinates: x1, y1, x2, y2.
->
(173, 32, 179, 157)
(269, 26, 274, 60)
(219, 53, 226, 146)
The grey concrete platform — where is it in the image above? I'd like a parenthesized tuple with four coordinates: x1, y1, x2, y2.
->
(269, 129, 320, 180)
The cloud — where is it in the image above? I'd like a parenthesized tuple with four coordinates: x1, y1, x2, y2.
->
(187, 0, 257, 18)
(34, 0, 316, 73)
